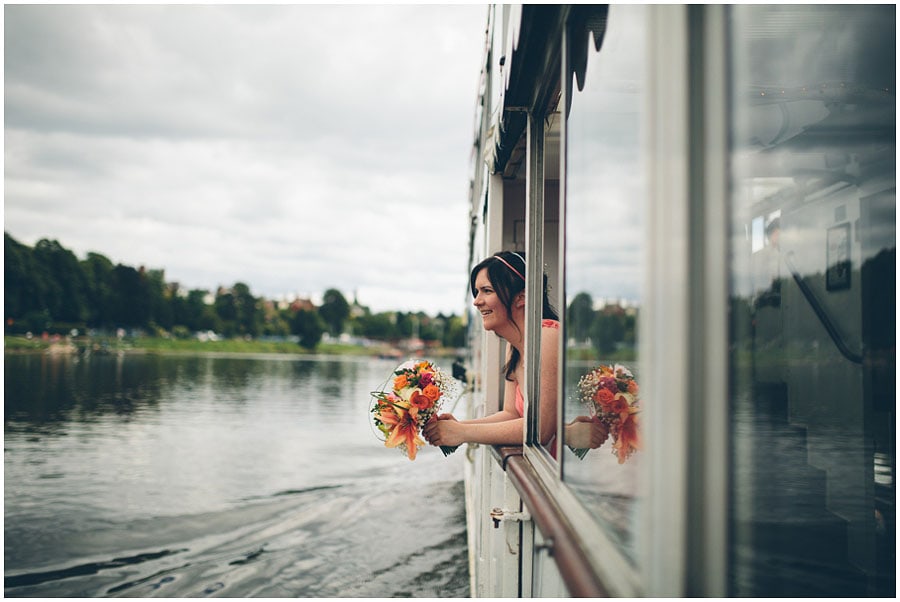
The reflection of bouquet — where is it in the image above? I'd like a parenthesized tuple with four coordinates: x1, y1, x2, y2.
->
(570, 364, 641, 463)
(370, 359, 463, 460)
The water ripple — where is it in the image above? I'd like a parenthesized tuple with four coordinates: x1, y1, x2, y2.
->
(5, 548, 187, 589)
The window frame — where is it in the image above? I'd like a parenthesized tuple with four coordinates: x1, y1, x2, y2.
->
(499, 4, 732, 596)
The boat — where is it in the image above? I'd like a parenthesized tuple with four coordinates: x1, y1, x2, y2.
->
(459, 4, 895, 597)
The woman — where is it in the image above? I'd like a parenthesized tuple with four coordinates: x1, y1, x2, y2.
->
(423, 251, 608, 454)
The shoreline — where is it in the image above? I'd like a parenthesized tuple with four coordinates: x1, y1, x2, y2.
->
(3, 335, 460, 359)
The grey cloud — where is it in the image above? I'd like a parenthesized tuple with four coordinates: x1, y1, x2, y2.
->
(5, 4, 486, 314)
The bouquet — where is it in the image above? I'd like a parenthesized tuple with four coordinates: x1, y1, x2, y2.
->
(570, 364, 641, 463)
(370, 359, 464, 461)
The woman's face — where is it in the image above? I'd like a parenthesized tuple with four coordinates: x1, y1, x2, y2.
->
(472, 267, 508, 332)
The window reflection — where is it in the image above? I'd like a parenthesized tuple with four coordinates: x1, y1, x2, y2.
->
(727, 5, 895, 596)
(562, 4, 645, 564)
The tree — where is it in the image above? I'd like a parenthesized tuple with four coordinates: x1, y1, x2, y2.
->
(215, 283, 262, 337)
(262, 309, 292, 338)
(567, 291, 594, 343)
(81, 252, 116, 328)
(395, 312, 414, 338)
(145, 268, 172, 331)
(417, 312, 442, 342)
(443, 314, 467, 349)
(111, 264, 150, 327)
(5, 233, 43, 325)
(291, 308, 325, 350)
(232, 282, 261, 337)
(319, 288, 350, 336)
(591, 310, 626, 356)
(33, 238, 89, 324)
(171, 288, 220, 333)
(355, 312, 396, 340)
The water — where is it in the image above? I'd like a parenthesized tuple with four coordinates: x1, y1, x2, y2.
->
(4, 352, 469, 597)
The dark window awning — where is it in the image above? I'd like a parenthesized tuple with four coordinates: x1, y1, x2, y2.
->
(487, 4, 608, 176)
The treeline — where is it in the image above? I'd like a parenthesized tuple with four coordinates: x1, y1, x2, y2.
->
(4, 233, 467, 350)
(566, 291, 637, 357)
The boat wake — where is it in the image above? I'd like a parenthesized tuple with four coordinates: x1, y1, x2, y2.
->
(5, 478, 469, 598)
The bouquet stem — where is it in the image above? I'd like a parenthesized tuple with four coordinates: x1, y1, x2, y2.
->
(440, 445, 459, 457)
(568, 446, 590, 460)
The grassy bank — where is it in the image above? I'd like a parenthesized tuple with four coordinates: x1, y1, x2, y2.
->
(4, 335, 453, 358)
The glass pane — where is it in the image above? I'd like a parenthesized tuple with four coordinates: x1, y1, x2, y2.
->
(539, 110, 561, 460)
(562, 4, 645, 564)
(727, 5, 895, 596)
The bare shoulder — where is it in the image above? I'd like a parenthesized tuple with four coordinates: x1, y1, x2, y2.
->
(540, 320, 561, 340)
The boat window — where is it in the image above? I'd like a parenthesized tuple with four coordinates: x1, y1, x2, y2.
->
(561, 4, 646, 565)
(536, 108, 562, 462)
(726, 5, 895, 596)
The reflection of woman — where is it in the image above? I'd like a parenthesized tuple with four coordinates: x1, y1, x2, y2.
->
(424, 251, 607, 454)
(565, 415, 609, 450)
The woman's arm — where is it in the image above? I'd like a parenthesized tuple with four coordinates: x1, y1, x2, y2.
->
(451, 376, 519, 424)
(423, 353, 522, 446)
(424, 414, 524, 447)
(425, 328, 560, 448)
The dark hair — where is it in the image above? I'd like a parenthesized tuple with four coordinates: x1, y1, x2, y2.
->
(469, 250, 558, 381)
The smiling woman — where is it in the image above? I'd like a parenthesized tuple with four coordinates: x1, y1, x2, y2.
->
(423, 251, 562, 452)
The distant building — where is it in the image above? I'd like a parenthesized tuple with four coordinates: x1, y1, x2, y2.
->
(289, 297, 315, 312)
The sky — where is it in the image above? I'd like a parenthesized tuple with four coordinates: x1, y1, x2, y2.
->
(4, 3, 488, 315)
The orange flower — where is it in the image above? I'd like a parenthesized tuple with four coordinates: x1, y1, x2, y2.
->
(609, 393, 629, 418)
(627, 380, 639, 395)
(613, 409, 641, 464)
(409, 389, 433, 410)
(422, 384, 441, 402)
(393, 374, 409, 390)
(379, 403, 424, 460)
(593, 388, 616, 410)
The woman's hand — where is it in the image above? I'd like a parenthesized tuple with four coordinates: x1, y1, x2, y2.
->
(423, 413, 465, 448)
(565, 415, 609, 449)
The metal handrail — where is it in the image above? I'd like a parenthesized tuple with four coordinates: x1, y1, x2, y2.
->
(782, 250, 863, 364)
(494, 446, 609, 597)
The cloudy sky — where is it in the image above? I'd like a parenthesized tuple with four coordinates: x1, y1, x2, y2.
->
(5, 3, 488, 315)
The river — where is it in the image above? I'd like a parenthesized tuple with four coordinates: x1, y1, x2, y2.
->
(4, 352, 469, 597)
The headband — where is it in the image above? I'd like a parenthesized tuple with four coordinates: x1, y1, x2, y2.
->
(494, 253, 525, 281)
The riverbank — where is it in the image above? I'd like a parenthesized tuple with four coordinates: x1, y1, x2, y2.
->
(3, 335, 459, 359)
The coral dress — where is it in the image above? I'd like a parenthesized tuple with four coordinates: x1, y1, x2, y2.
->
(513, 319, 560, 457)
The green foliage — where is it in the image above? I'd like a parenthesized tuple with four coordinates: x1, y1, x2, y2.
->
(261, 311, 292, 338)
(215, 282, 260, 337)
(319, 288, 350, 336)
(5, 233, 44, 319)
(567, 291, 594, 343)
(291, 308, 326, 350)
(442, 314, 467, 348)
(2, 232, 464, 352)
(82, 252, 116, 327)
(111, 264, 151, 327)
(565, 292, 637, 357)
(591, 310, 626, 355)
(33, 238, 90, 323)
